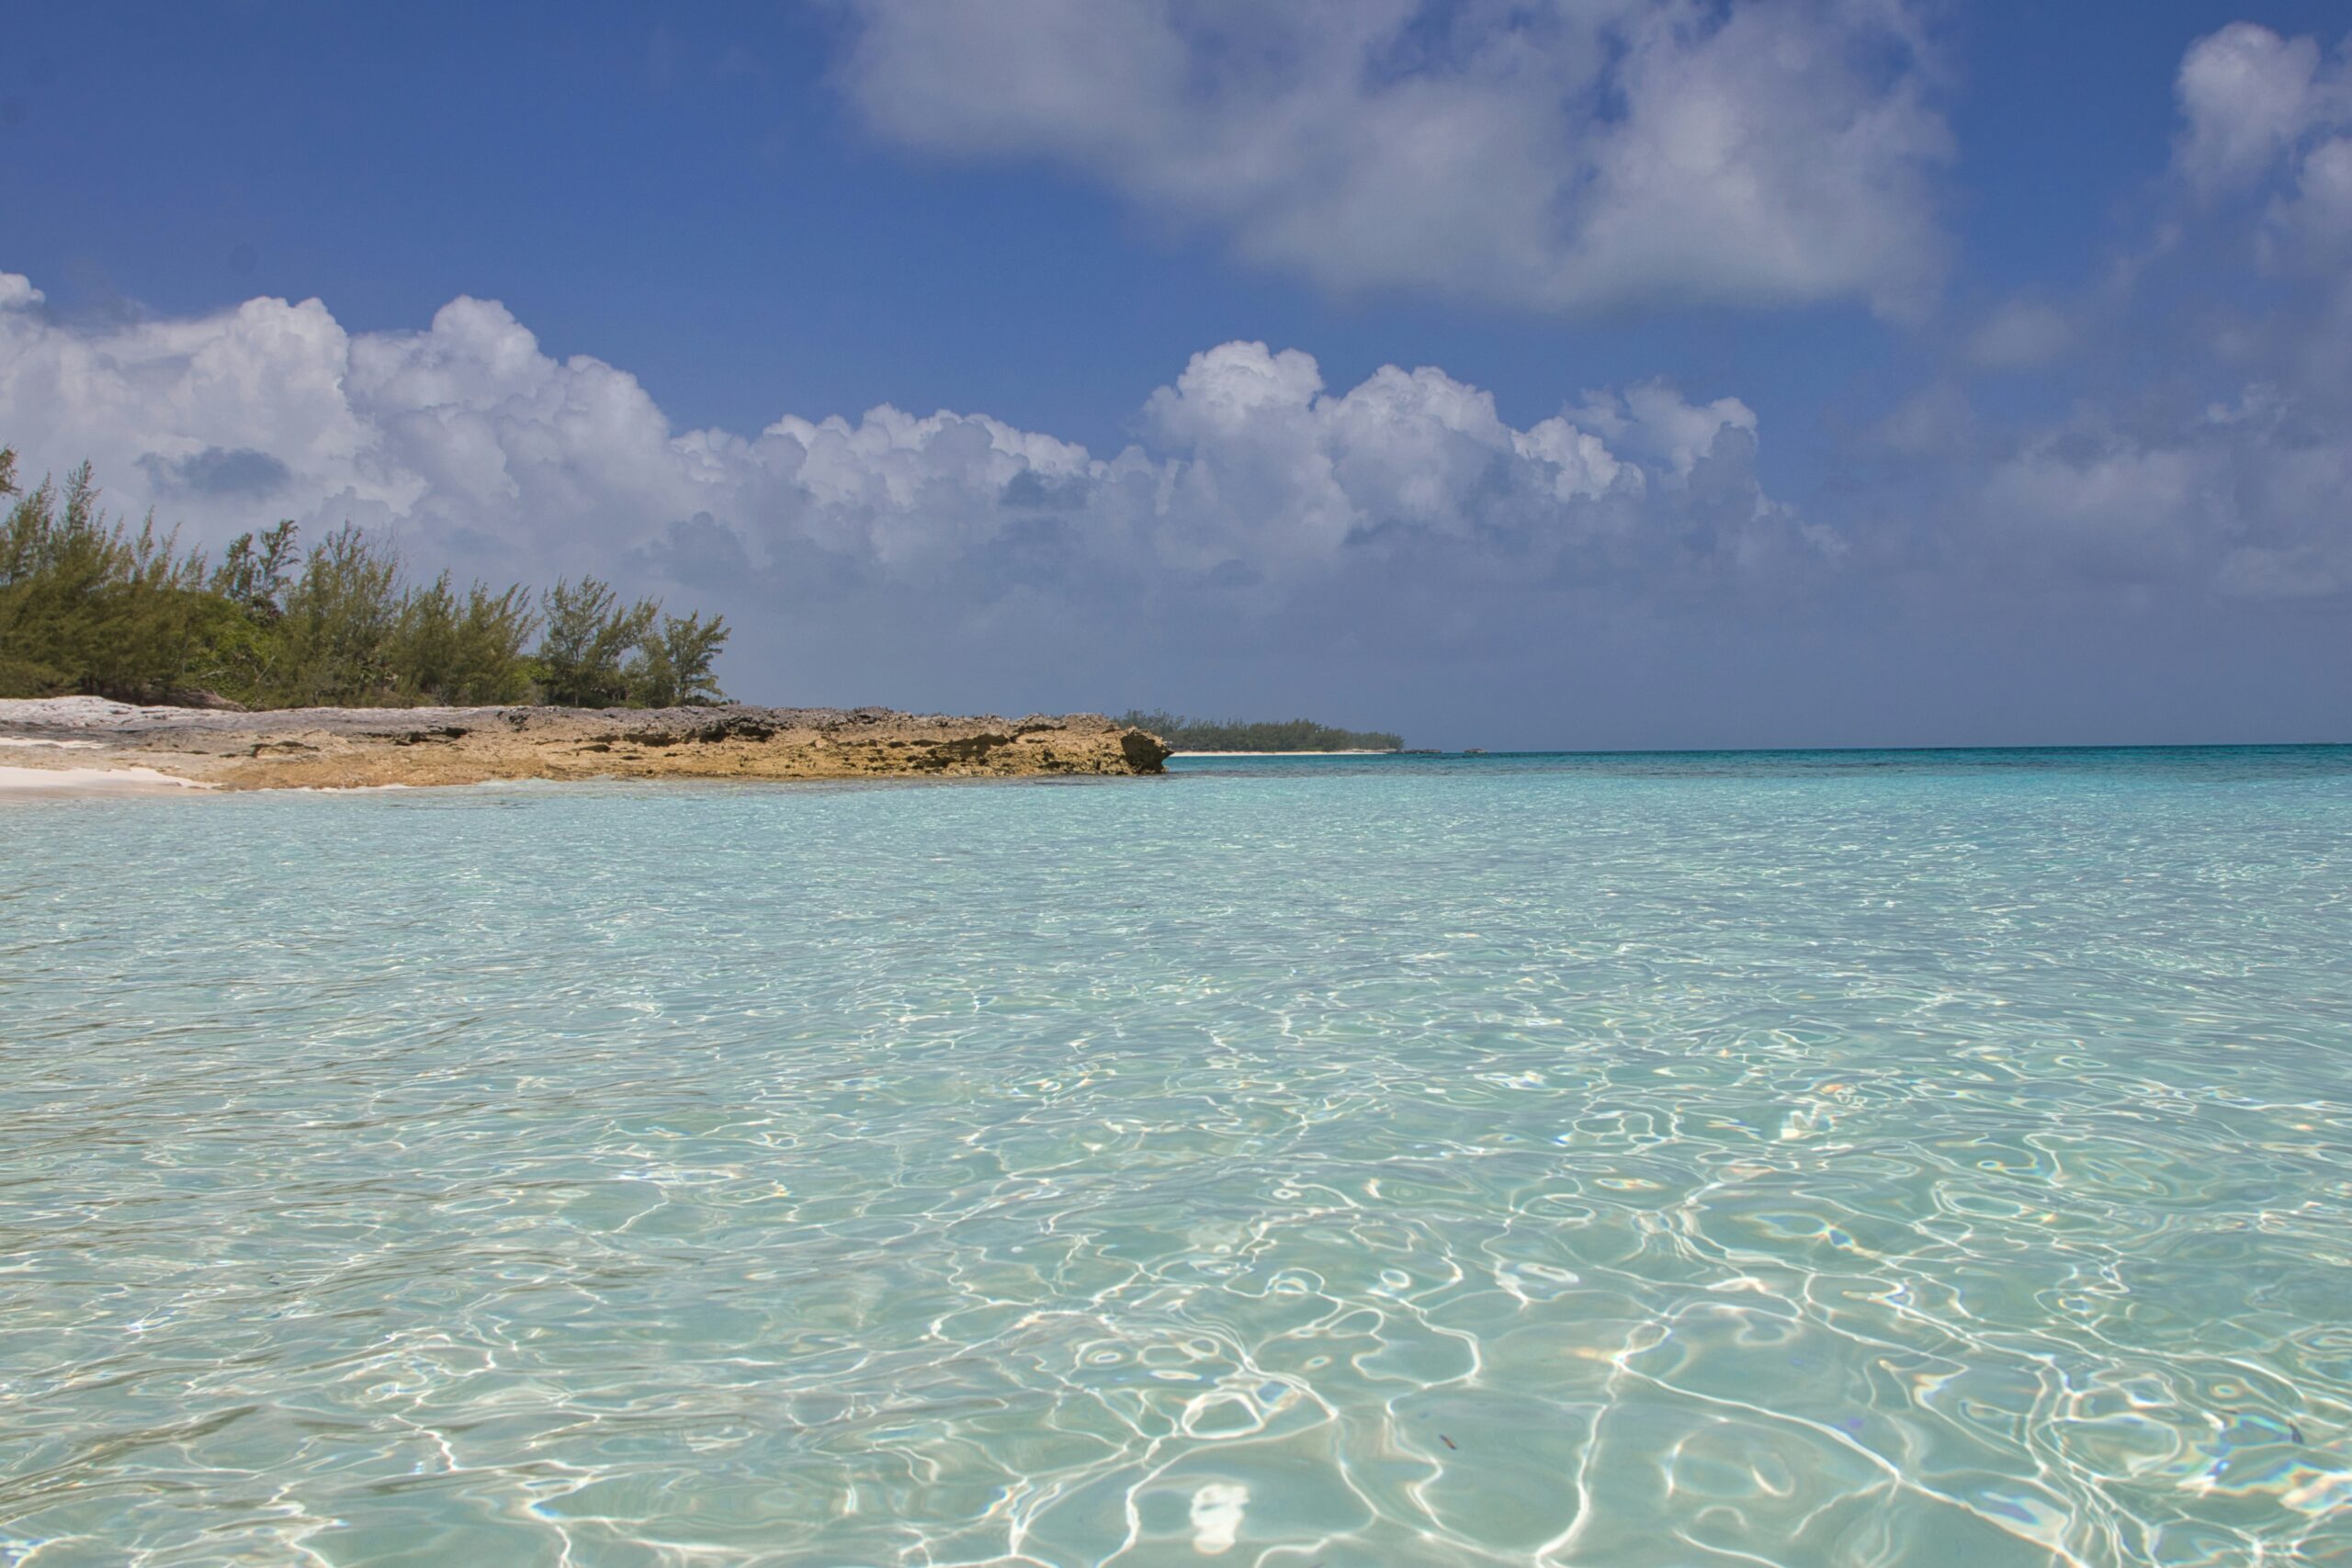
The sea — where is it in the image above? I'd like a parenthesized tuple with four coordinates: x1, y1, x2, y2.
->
(4, 748, 2349, 1566)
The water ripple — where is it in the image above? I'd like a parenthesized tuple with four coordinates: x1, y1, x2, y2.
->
(3, 752, 2350, 1564)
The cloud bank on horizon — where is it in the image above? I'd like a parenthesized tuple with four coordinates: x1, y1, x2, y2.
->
(0, 273, 1809, 594)
(2, 6, 2348, 744)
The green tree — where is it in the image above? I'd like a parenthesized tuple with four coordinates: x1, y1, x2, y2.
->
(449, 582, 541, 705)
(0, 460, 219, 702)
(0, 442, 733, 711)
(275, 525, 404, 705)
(537, 576, 656, 707)
(209, 521, 300, 616)
(88, 513, 217, 702)
(394, 574, 539, 705)
(626, 610, 730, 707)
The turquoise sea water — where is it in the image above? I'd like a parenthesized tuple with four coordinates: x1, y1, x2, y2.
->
(4, 748, 2351, 1566)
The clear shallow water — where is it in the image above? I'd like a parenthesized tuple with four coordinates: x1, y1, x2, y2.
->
(3, 749, 2350, 1567)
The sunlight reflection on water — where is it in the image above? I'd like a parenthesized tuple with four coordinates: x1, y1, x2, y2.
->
(3, 750, 2349, 1564)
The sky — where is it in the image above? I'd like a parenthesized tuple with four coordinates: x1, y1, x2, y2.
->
(3, 0, 2349, 750)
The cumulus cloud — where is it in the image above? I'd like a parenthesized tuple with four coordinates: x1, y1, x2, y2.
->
(2174, 22, 2350, 197)
(0, 272, 1811, 619)
(2170, 23, 2352, 276)
(834, 0, 1951, 315)
(0, 286, 697, 575)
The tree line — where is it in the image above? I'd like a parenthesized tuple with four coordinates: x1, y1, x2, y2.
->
(0, 447, 729, 710)
(1119, 711, 1403, 751)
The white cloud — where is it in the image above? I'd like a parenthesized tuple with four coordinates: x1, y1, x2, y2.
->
(1936, 25, 2351, 599)
(1953, 380, 2352, 602)
(1870, 381, 1974, 458)
(1568, 380, 1757, 477)
(2174, 22, 2348, 196)
(2172, 23, 2352, 278)
(1856, 24, 2352, 606)
(0, 272, 1813, 611)
(1981, 435, 2211, 584)
(1965, 300, 2075, 369)
(835, 0, 1951, 316)
(2267, 134, 2352, 270)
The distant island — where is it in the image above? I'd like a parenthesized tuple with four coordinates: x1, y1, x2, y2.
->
(1118, 711, 1403, 752)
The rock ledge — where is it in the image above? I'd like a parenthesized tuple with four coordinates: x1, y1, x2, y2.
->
(0, 700, 1170, 791)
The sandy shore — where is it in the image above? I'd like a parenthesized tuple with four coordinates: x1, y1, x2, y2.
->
(0, 764, 218, 796)
(0, 699, 1170, 795)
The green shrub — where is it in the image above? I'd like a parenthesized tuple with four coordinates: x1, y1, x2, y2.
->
(537, 577, 656, 707)
(0, 445, 733, 710)
(0, 459, 222, 703)
(627, 610, 730, 707)
(394, 576, 540, 705)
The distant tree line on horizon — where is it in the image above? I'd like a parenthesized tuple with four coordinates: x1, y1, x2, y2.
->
(0, 447, 729, 710)
(1119, 711, 1403, 752)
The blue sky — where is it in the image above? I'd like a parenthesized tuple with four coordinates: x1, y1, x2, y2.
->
(5, 1, 2349, 747)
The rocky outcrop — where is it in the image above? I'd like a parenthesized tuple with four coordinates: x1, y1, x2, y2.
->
(0, 699, 1170, 791)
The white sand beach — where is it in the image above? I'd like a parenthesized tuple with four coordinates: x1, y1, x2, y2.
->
(0, 764, 216, 797)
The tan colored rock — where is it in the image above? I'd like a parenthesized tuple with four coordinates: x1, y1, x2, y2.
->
(0, 702, 1170, 792)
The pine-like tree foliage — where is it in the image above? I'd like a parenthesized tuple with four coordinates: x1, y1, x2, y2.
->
(0, 446, 730, 710)
(628, 610, 731, 708)
(0, 458, 220, 703)
(537, 577, 658, 708)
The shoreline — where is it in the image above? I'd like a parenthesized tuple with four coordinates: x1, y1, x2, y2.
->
(0, 763, 219, 797)
(0, 699, 1171, 795)
(1169, 749, 1398, 757)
